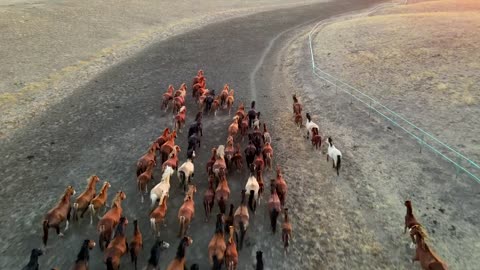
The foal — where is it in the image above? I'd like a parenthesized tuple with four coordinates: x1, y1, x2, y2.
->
(282, 208, 293, 255)
(43, 185, 76, 246)
(73, 175, 100, 222)
(311, 128, 322, 150)
(72, 239, 96, 270)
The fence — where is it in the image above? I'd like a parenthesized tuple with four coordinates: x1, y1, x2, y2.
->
(307, 8, 480, 184)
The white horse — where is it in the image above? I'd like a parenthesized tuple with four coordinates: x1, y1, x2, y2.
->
(150, 166, 175, 208)
(177, 151, 195, 194)
(326, 137, 342, 176)
(245, 173, 260, 213)
(305, 113, 320, 139)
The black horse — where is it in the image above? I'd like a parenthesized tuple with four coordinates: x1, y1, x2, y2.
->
(204, 89, 215, 113)
(255, 250, 264, 270)
(188, 112, 203, 138)
(146, 240, 170, 270)
(22, 249, 43, 270)
(244, 139, 257, 169)
(187, 133, 201, 152)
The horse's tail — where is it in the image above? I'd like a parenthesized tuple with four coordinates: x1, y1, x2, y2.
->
(106, 257, 114, 270)
(204, 200, 210, 220)
(88, 203, 95, 225)
(72, 202, 79, 222)
(336, 155, 341, 176)
(178, 216, 185, 237)
(42, 220, 49, 246)
(150, 218, 157, 236)
(270, 208, 279, 233)
(213, 255, 222, 270)
(219, 197, 226, 214)
(130, 244, 138, 270)
(283, 230, 290, 250)
(248, 190, 255, 212)
(239, 221, 246, 250)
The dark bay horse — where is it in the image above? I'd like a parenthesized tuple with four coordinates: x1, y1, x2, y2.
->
(72, 239, 96, 270)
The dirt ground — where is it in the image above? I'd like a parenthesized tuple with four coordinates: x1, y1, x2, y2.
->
(0, 0, 325, 140)
(269, 0, 479, 269)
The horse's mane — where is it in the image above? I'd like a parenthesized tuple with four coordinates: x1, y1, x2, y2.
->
(99, 182, 110, 194)
(293, 94, 298, 103)
(215, 214, 224, 234)
(75, 240, 91, 263)
(216, 145, 225, 159)
(175, 237, 189, 259)
(148, 241, 164, 266)
(114, 217, 127, 237)
(61, 187, 73, 202)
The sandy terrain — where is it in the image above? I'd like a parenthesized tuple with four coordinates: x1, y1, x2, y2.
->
(0, 0, 325, 140)
(271, 0, 479, 268)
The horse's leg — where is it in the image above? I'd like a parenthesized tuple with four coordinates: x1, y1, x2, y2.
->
(55, 224, 64, 237)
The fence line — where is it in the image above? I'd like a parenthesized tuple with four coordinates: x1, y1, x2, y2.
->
(307, 8, 480, 184)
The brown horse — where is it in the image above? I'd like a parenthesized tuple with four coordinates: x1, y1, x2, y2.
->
(104, 216, 129, 270)
(225, 136, 235, 169)
(231, 144, 243, 172)
(162, 146, 181, 171)
(155, 128, 170, 156)
(262, 143, 273, 171)
(206, 148, 217, 176)
(166, 236, 193, 270)
(137, 142, 159, 177)
(192, 78, 206, 99)
(97, 191, 127, 250)
(226, 90, 235, 115)
(275, 166, 288, 208)
(213, 145, 227, 180)
(268, 180, 281, 233)
(220, 84, 229, 107)
(225, 225, 238, 270)
(240, 117, 249, 140)
(172, 95, 185, 115)
(129, 219, 143, 270)
(410, 225, 448, 269)
(228, 116, 239, 139)
(311, 127, 322, 150)
(263, 123, 272, 144)
(72, 239, 96, 270)
(208, 214, 226, 268)
(234, 189, 249, 250)
(216, 176, 230, 214)
(256, 169, 265, 204)
(177, 185, 197, 238)
(294, 112, 303, 128)
(224, 204, 235, 236)
(72, 175, 100, 222)
(42, 185, 76, 247)
(293, 94, 302, 115)
(235, 103, 246, 123)
(211, 95, 221, 116)
(203, 176, 215, 222)
(404, 200, 425, 248)
(282, 208, 292, 255)
(174, 106, 187, 133)
(253, 152, 265, 174)
(138, 160, 156, 203)
(192, 70, 204, 86)
(88, 181, 111, 225)
(162, 85, 175, 111)
(160, 131, 178, 165)
(150, 195, 169, 237)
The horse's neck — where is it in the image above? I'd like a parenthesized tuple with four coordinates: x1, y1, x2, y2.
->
(61, 193, 72, 204)
(406, 205, 413, 216)
(284, 212, 289, 223)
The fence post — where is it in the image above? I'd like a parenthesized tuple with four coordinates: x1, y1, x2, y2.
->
(368, 100, 372, 117)
(419, 134, 424, 153)
(455, 157, 462, 178)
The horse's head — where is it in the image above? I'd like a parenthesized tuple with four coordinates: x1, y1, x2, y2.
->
(306, 113, 312, 122)
(183, 236, 193, 247)
(31, 248, 43, 258)
(404, 200, 412, 208)
(174, 145, 181, 154)
(88, 175, 100, 185)
(229, 89, 234, 96)
(116, 191, 127, 201)
(276, 166, 282, 176)
(83, 239, 96, 250)
(65, 185, 76, 197)
(232, 115, 239, 122)
(155, 240, 170, 250)
(256, 250, 263, 260)
(187, 149, 195, 159)
(119, 216, 128, 225)
(179, 106, 186, 114)
(147, 159, 156, 168)
(101, 181, 111, 191)
(162, 127, 170, 137)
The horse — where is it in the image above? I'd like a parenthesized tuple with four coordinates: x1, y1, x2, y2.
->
(178, 150, 195, 193)
(220, 84, 229, 107)
(326, 137, 342, 176)
(72, 239, 96, 270)
(192, 78, 206, 99)
(256, 169, 265, 205)
(263, 123, 272, 144)
(162, 146, 181, 171)
(129, 220, 142, 270)
(72, 175, 100, 222)
(166, 236, 193, 270)
(162, 85, 175, 111)
(225, 225, 238, 270)
(292, 94, 302, 115)
(104, 216, 129, 270)
(155, 128, 170, 155)
(208, 213, 226, 267)
(240, 116, 249, 140)
(150, 195, 169, 237)
(215, 176, 230, 214)
(282, 208, 292, 255)
(305, 113, 319, 139)
(160, 131, 178, 165)
(177, 185, 197, 237)
(150, 166, 175, 210)
(245, 172, 259, 214)
(211, 95, 221, 116)
(234, 189, 249, 250)
(268, 180, 281, 233)
(224, 204, 235, 236)
(188, 112, 203, 138)
(206, 147, 217, 176)
(203, 176, 215, 222)
(225, 136, 235, 169)
(174, 106, 187, 133)
(138, 160, 156, 203)
(252, 112, 261, 130)
(172, 95, 185, 115)
(262, 142, 274, 171)
(22, 249, 43, 270)
(146, 240, 170, 270)
(231, 143, 243, 172)
(226, 89, 235, 115)
(247, 101, 257, 129)
(254, 151, 265, 174)
(410, 226, 448, 269)
(213, 145, 227, 180)
(88, 181, 111, 225)
(228, 116, 240, 139)
(404, 200, 427, 248)
(97, 191, 126, 251)
(42, 185, 76, 247)
(137, 141, 159, 177)
(294, 112, 303, 128)
(275, 166, 288, 208)
(251, 127, 264, 153)
(187, 133, 201, 153)
(204, 90, 215, 114)
(311, 127, 322, 150)
(244, 140, 257, 170)
(255, 251, 264, 270)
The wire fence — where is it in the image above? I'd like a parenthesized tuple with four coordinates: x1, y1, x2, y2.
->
(307, 5, 480, 184)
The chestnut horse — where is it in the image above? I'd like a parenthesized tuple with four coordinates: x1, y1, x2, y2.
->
(234, 189, 249, 250)
(228, 116, 240, 139)
(268, 180, 281, 233)
(262, 142, 274, 171)
(226, 89, 235, 115)
(150, 195, 169, 237)
(43, 185, 76, 247)
(177, 185, 197, 238)
(292, 94, 302, 115)
(162, 85, 175, 111)
(410, 225, 448, 269)
(215, 175, 230, 214)
(206, 147, 217, 176)
(203, 176, 215, 222)
(240, 116, 249, 141)
(72, 239, 96, 270)
(162, 146, 181, 171)
(225, 225, 238, 270)
(231, 144, 243, 172)
(294, 112, 303, 128)
(174, 106, 187, 133)
(104, 216, 128, 270)
(282, 208, 292, 255)
(137, 141, 159, 177)
(22, 249, 43, 270)
(208, 213, 226, 268)
(73, 175, 100, 222)
(97, 191, 127, 250)
(213, 145, 227, 180)
(311, 127, 322, 150)
(166, 236, 193, 270)
(129, 219, 142, 270)
(256, 169, 265, 205)
(155, 128, 170, 156)
(160, 131, 178, 165)
(225, 136, 235, 169)
(172, 95, 185, 115)
(138, 160, 156, 203)
(254, 152, 265, 174)
(210, 95, 221, 116)
(88, 181, 111, 225)
(404, 200, 427, 248)
(275, 166, 288, 208)
(220, 84, 229, 107)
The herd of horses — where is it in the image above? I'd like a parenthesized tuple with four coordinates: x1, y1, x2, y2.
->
(21, 69, 447, 270)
